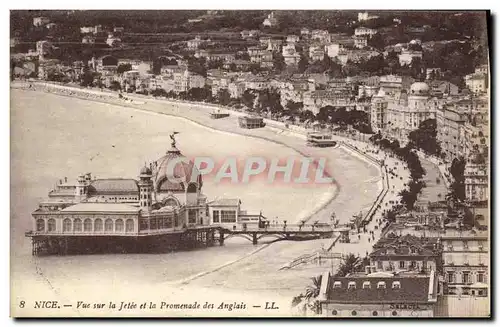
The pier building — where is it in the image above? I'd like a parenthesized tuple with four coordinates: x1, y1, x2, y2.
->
(26, 133, 334, 255)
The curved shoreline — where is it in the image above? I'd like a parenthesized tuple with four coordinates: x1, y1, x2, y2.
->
(13, 82, 360, 223)
(11, 82, 394, 300)
(12, 82, 388, 225)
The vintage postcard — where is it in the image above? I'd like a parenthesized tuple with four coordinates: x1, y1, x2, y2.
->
(10, 10, 490, 318)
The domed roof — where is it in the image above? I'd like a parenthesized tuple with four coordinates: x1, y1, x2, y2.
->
(410, 82, 430, 95)
(153, 145, 202, 193)
(140, 165, 152, 175)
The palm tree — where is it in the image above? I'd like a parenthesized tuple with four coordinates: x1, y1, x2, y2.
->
(291, 294, 303, 307)
(302, 275, 323, 315)
(305, 275, 322, 301)
(335, 253, 360, 277)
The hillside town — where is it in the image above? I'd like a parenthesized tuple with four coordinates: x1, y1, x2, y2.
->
(10, 10, 490, 317)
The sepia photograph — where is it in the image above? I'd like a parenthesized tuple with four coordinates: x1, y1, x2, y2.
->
(9, 9, 491, 318)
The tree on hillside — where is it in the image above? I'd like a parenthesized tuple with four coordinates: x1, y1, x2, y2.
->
(255, 89, 283, 114)
(385, 50, 401, 74)
(323, 54, 343, 77)
(187, 87, 211, 102)
(217, 88, 231, 106)
(241, 89, 256, 109)
(343, 59, 362, 77)
(408, 118, 441, 156)
(400, 180, 425, 210)
(448, 157, 466, 202)
(298, 53, 308, 73)
(79, 65, 94, 87)
(207, 59, 224, 70)
(117, 63, 132, 75)
(236, 52, 250, 61)
(410, 57, 425, 80)
(315, 105, 335, 124)
(359, 54, 386, 75)
(151, 88, 168, 97)
(249, 63, 262, 75)
(286, 100, 304, 116)
(187, 57, 207, 77)
(299, 109, 315, 123)
(109, 80, 121, 91)
(367, 33, 385, 51)
(306, 60, 325, 74)
(273, 51, 286, 72)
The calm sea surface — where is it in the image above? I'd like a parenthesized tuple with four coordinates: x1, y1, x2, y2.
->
(10, 89, 380, 315)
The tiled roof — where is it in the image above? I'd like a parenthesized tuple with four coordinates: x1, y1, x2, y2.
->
(370, 245, 435, 257)
(370, 234, 439, 257)
(327, 275, 431, 303)
(48, 189, 76, 197)
(208, 198, 241, 206)
(61, 203, 140, 213)
(88, 179, 138, 195)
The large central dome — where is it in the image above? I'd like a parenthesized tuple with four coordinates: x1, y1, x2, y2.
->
(410, 82, 430, 96)
(152, 144, 202, 193)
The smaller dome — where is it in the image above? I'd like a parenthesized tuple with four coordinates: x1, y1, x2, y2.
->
(410, 82, 430, 95)
(140, 165, 152, 175)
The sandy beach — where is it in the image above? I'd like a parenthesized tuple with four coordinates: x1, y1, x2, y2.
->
(10, 82, 394, 317)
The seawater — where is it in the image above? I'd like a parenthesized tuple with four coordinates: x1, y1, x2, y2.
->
(10, 89, 380, 312)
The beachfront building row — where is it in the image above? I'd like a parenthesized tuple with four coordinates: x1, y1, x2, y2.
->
(370, 78, 489, 164)
(370, 82, 439, 142)
(371, 221, 489, 297)
(312, 229, 488, 317)
(442, 230, 489, 297)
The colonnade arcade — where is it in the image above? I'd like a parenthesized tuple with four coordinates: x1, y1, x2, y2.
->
(35, 215, 136, 234)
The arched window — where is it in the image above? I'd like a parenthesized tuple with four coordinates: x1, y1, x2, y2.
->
(187, 183, 197, 193)
(84, 218, 92, 232)
(36, 219, 45, 232)
(63, 218, 72, 232)
(351, 310, 357, 316)
(372, 311, 378, 316)
(331, 310, 338, 316)
(115, 219, 124, 232)
(105, 219, 113, 232)
(150, 218, 157, 230)
(47, 218, 56, 232)
(126, 219, 134, 232)
(94, 218, 103, 232)
(392, 311, 398, 316)
(163, 197, 179, 207)
(74, 218, 82, 232)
